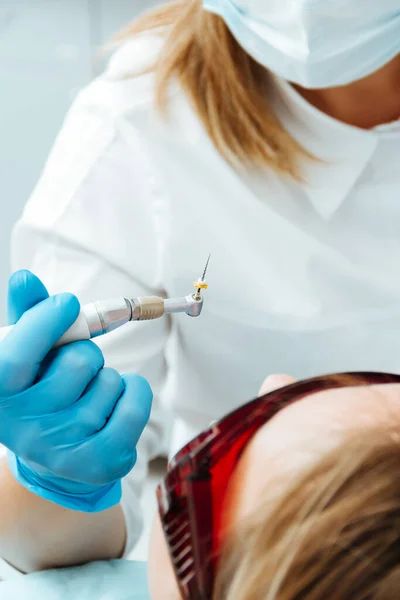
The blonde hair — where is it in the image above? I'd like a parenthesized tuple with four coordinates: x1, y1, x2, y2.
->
(116, 0, 310, 179)
(213, 426, 400, 599)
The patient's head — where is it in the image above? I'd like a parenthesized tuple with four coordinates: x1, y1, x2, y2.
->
(149, 374, 400, 599)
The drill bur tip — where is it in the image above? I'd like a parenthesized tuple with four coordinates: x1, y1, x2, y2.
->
(201, 254, 211, 282)
(194, 254, 211, 299)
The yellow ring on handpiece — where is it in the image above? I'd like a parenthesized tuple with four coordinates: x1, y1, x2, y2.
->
(194, 281, 208, 290)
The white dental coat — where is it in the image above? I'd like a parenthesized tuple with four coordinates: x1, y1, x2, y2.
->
(4, 33, 400, 566)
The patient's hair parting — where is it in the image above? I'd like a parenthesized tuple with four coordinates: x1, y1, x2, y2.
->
(214, 425, 400, 599)
(116, 0, 311, 180)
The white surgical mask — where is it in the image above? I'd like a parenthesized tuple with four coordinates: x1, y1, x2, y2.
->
(203, 0, 400, 88)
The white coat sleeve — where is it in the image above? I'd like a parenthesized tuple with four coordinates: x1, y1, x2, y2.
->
(9, 75, 171, 558)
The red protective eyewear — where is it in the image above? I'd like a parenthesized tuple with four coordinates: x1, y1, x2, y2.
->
(156, 372, 400, 600)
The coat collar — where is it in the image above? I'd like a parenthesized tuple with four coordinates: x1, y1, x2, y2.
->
(270, 77, 380, 219)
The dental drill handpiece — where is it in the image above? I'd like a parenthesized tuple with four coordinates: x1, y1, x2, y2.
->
(0, 258, 210, 348)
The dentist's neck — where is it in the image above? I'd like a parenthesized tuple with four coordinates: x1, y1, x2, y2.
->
(292, 54, 400, 129)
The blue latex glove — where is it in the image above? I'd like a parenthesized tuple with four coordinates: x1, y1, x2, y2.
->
(1, 270, 153, 512)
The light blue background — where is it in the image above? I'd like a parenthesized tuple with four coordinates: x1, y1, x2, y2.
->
(0, 1, 161, 318)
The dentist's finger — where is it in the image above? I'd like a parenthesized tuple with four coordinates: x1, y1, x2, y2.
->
(7, 270, 49, 324)
(0, 294, 80, 394)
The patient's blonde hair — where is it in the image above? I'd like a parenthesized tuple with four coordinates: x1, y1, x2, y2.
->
(213, 427, 400, 599)
(116, 0, 310, 179)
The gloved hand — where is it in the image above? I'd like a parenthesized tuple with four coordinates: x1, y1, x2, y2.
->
(0, 270, 153, 512)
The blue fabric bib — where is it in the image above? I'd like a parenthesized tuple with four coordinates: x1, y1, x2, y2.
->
(0, 560, 150, 600)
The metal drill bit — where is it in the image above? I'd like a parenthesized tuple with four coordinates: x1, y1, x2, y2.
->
(201, 254, 211, 281)
(193, 255, 211, 301)
(197, 254, 211, 294)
